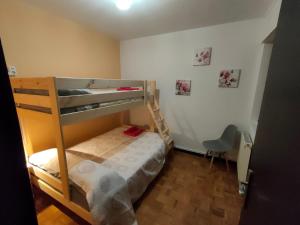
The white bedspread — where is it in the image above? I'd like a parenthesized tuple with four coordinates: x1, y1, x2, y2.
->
(68, 128, 166, 202)
(69, 160, 137, 225)
(29, 127, 166, 225)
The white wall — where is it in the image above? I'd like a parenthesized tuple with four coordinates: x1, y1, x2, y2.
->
(121, 19, 263, 154)
(121, 1, 282, 153)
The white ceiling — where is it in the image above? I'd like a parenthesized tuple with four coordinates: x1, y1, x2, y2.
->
(25, 0, 275, 40)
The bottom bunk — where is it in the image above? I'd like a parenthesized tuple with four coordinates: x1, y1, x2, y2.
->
(28, 126, 166, 225)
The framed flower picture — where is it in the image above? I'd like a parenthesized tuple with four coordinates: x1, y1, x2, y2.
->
(218, 69, 241, 88)
(193, 47, 212, 66)
(176, 80, 191, 96)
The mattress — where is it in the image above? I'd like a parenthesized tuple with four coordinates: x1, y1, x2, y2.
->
(15, 87, 142, 96)
(58, 88, 143, 114)
(29, 126, 166, 209)
(60, 97, 142, 114)
(58, 88, 142, 96)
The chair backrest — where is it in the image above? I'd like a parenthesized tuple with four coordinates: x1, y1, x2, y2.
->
(221, 124, 239, 148)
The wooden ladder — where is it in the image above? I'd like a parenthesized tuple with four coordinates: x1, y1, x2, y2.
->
(147, 98, 174, 152)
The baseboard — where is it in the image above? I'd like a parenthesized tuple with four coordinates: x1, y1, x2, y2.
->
(174, 144, 206, 155)
(174, 144, 237, 163)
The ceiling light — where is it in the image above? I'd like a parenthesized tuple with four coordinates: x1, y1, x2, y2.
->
(115, 0, 133, 11)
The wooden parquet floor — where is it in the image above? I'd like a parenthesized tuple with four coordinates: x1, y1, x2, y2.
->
(36, 150, 244, 225)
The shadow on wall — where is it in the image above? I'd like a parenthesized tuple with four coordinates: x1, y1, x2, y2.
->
(170, 106, 204, 153)
(169, 104, 240, 161)
(20, 111, 121, 155)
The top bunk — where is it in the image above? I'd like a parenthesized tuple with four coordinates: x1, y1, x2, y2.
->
(10, 77, 148, 126)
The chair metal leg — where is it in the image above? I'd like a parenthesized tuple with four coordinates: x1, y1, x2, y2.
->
(220, 152, 230, 171)
(210, 155, 214, 170)
(225, 156, 229, 172)
(205, 150, 210, 158)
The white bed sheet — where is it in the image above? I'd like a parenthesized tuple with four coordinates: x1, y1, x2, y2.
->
(29, 126, 166, 202)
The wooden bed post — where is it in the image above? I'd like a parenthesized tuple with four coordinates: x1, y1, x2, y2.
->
(143, 80, 148, 105)
(149, 80, 156, 102)
(48, 77, 70, 201)
(148, 81, 156, 132)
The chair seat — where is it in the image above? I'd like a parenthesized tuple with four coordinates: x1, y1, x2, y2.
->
(203, 139, 232, 153)
(202, 125, 238, 171)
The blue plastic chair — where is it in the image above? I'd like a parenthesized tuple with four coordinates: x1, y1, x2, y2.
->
(203, 125, 239, 171)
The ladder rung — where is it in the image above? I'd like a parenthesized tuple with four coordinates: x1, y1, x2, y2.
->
(163, 133, 169, 138)
(157, 117, 164, 122)
(165, 135, 171, 141)
(148, 101, 171, 148)
(165, 137, 173, 145)
(163, 128, 169, 134)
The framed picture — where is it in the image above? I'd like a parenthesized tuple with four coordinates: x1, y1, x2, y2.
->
(193, 47, 212, 66)
(218, 69, 241, 88)
(176, 80, 191, 96)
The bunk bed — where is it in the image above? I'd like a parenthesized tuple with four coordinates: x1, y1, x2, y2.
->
(10, 77, 173, 225)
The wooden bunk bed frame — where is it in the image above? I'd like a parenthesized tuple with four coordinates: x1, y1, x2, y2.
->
(10, 76, 173, 224)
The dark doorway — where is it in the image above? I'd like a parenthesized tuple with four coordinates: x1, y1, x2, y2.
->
(239, 1, 300, 225)
(0, 39, 38, 225)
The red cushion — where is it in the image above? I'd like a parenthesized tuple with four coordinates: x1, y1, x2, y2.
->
(123, 126, 145, 137)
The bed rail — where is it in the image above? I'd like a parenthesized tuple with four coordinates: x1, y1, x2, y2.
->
(61, 98, 143, 125)
(11, 77, 52, 91)
(59, 90, 144, 108)
(11, 77, 52, 113)
(10, 77, 147, 125)
(55, 77, 145, 89)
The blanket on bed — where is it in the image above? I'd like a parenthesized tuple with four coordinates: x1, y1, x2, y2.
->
(69, 160, 137, 225)
(68, 129, 166, 202)
(28, 127, 166, 225)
